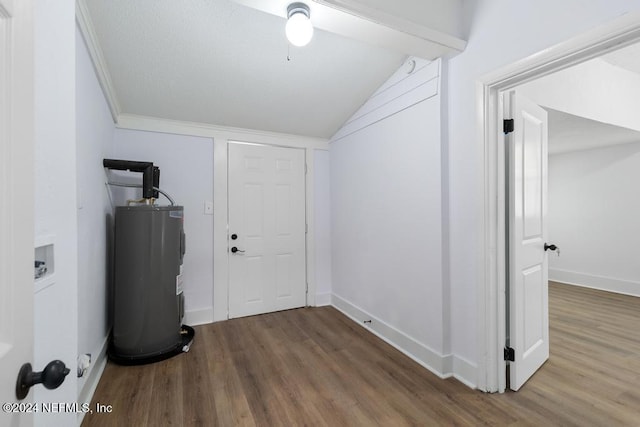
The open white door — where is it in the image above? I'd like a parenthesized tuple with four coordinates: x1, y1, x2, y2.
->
(228, 142, 307, 318)
(0, 0, 36, 425)
(506, 91, 549, 391)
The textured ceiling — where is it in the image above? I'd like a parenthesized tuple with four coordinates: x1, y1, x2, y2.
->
(83, 0, 408, 138)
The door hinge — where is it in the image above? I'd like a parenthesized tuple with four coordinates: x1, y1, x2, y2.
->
(504, 347, 515, 362)
(503, 119, 515, 134)
(305, 223, 308, 234)
(305, 163, 308, 174)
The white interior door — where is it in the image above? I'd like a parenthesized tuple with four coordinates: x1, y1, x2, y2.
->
(507, 91, 549, 391)
(0, 0, 36, 424)
(228, 142, 306, 318)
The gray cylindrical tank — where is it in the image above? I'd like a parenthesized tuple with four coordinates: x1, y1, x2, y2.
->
(112, 205, 185, 361)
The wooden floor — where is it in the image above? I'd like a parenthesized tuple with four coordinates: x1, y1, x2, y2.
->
(83, 282, 640, 426)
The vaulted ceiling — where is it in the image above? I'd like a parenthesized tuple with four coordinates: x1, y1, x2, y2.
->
(79, 0, 467, 139)
(547, 108, 640, 155)
(546, 43, 640, 154)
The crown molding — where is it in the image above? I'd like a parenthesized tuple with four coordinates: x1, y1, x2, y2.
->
(116, 113, 330, 150)
(75, 0, 121, 122)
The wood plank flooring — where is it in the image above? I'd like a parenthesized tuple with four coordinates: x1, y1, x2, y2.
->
(82, 282, 640, 426)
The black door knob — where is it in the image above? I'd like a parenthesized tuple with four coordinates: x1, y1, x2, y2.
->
(231, 247, 245, 253)
(544, 243, 557, 251)
(16, 360, 70, 400)
(231, 234, 238, 240)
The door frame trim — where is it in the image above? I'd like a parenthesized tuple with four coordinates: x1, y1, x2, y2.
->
(476, 11, 640, 393)
(0, 0, 35, 409)
(214, 137, 323, 321)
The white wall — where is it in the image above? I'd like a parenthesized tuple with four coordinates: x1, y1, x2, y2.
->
(33, 0, 77, 424)
(109, 118, 328, 321)
(447, 0, 640, 376)
(518, 58, 640, 134)
(111, 129, 214, 323)
(76, 23, 116, 406)
(330, 59, 449, 375)
(314, 149, 332, 305)
(548, 142, 640, 295)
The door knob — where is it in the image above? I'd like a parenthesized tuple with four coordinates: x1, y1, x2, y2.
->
(231, 247, 245, 254)
(16, 360, 70, 400)
(544, 243, 560, 256)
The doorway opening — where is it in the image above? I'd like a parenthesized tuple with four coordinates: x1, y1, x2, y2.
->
(504, 64, 640, 390)
(478, 12, 640, 393)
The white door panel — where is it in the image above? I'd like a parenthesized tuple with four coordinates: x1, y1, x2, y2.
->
(508, 91, 549, 391)
(0, 0, 35, 425)
(228, 142, 306, 318)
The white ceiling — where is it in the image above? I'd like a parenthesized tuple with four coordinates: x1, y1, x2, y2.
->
(600, 42, 640, 75)
(543, 42, 640, 155)
(547, 108, 640, 155)
(81, 1, 640, 149)
(82, 0, 465, 139)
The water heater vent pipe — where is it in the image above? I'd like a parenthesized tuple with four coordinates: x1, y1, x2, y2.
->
(102, 159, 158, 200)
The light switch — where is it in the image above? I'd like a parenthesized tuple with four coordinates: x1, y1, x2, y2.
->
(204, 201, 214, 215)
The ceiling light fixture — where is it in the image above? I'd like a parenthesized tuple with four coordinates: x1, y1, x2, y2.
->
(286, 3, 313, 47)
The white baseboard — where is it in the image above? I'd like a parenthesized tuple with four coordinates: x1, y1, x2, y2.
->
(77, 335, 109, 426)
(331, 293, 451, 379)
(314, 292, 332, 306)
(452, 355, 477, 389)
(550, 268, 640, 297)
(330, 293, 477, 389)
(184, 307, 214, 326)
